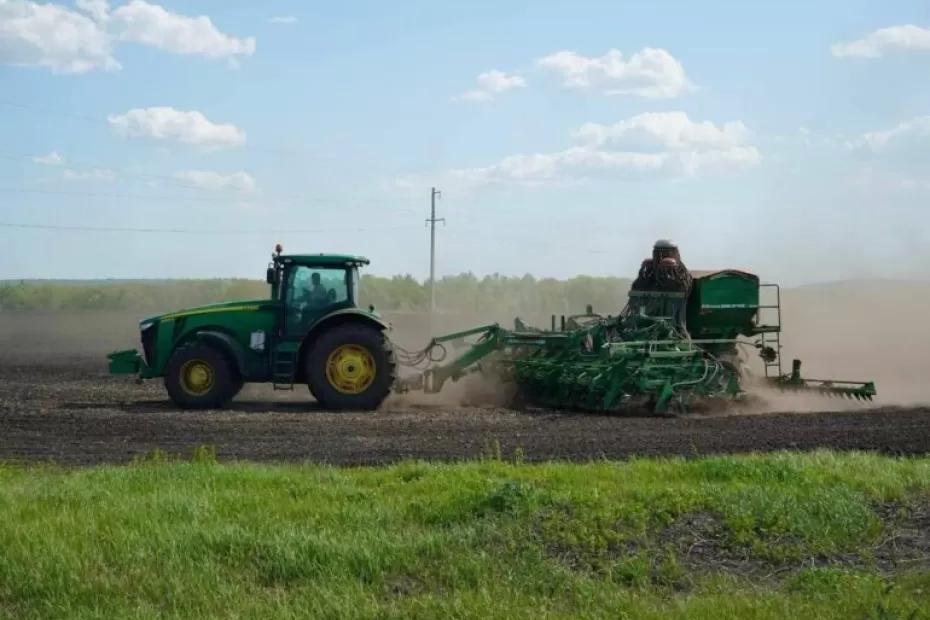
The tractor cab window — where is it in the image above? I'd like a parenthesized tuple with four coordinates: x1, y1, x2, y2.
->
(284, 266, 349, 335)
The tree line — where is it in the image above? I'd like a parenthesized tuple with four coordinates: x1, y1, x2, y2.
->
(0, 274, 632, 316)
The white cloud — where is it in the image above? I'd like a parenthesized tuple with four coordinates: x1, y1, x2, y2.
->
(268, 16, 297, 25)
(448, 148, 669, 186)
(476, 69, 526, 93)
(75, 0, 109, 23)
(62, 167, 114, 181)
(110, 0, 255, 64)
(453, 89, 494, 103)
(174, 169, 256, 193)
(408, 112, 758, 189)
(831, 25, 930, 58)
(537, 47, 693, 98)
(452, 145, 758, 187)
(770, 126, 842, 150)
(453, 69, 526, 103)
(0, 0, 255, 73)
(849, 116, 930, 152)
(848, 167, 930, 193)
(573, 112, 750, 151)
(107, 107, 246, 150)
(32, 150, 64, 165)
(0, 0, 119, 73)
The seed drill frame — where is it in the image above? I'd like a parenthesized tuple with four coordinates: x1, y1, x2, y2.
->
(401, 262, 876, 414)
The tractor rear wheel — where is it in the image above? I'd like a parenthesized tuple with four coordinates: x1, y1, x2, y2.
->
(165, 343, 238, 409)
(305, 324, 395, 410)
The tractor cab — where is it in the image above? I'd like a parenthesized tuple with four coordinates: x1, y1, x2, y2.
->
(267, 249, 369, 337)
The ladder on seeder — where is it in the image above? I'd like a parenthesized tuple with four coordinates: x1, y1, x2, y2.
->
(756, 283, 875, 400)
(757, 283, 782, 378)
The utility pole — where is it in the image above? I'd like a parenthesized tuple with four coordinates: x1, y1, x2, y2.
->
(426, 186, 443, 335)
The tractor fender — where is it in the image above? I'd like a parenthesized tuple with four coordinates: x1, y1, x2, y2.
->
(307, 308, 390, 337)
(191, 330, 248, 376)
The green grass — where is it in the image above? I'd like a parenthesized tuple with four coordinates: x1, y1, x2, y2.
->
(0, 451, 929, 619)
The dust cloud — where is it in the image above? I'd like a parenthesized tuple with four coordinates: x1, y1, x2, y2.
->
(387, 279, 930, 411)
(385, 310, 519, 409)
(776, 281, 930, 407)
(1, 279, 927, 412)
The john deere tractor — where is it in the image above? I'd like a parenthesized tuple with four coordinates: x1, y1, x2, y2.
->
(108, 246, 395, 410)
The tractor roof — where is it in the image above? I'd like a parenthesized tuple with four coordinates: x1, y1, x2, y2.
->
(278, 254, 370, 267)
(690, 269, 758, 281)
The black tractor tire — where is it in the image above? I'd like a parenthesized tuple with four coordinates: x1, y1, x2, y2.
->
(230, 375, 245, 399)
(305, 323, 395, 411)
(164, 342, 238, 409)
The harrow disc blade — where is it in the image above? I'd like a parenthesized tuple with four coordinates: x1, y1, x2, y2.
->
(772, 375, 876, 403)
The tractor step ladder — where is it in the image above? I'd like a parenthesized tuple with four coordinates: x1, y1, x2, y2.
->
(757, 283, 782, 377)
(272, 341, 301, 390)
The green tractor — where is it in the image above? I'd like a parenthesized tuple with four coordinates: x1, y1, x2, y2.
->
(108, 246, 395, 410)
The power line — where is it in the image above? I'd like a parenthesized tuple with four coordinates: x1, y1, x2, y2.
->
(0, 150, 382, 205)
(0, 99, 104, 125)
(442, 228, 612, 255)
(0, 185, 421, 215)
(0, 151, 244, 195)
(0, 221, 420, 235)
(0, 186, 260, 205)
(0, 101, 415, 212)
(2, 149, 417, 213)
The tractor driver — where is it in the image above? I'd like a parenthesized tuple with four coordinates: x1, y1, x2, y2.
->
(306, 272, 334, 307)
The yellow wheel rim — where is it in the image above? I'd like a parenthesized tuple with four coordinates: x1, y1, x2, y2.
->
(180, 359, 215, 396)
(325, 344, 376, 395)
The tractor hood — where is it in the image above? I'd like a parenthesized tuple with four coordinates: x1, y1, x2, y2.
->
(136, 299, 281, 376)
(141, 299, 275, 328)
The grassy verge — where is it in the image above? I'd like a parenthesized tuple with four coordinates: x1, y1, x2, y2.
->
(1, 451, 928, 619)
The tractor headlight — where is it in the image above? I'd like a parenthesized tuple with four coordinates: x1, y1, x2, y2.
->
(139, 321, 158, 366)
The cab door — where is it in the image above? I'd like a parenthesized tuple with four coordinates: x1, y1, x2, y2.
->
(283, 265, 352, 337)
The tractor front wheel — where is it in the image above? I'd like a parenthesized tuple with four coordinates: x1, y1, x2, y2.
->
(165, 343, 238, 409)
(305, 324, 395, 410)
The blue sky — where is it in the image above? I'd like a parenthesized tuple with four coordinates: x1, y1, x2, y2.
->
(1, 0, 929, 284)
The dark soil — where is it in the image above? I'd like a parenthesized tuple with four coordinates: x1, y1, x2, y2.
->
(636, 504, 930, 583)
(0, 358, 929, 465)
(662, 503, 930, 579)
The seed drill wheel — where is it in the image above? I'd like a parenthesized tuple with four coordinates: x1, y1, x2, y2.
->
(305, 323, 395, 410)
(165, 343, 239, 409)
